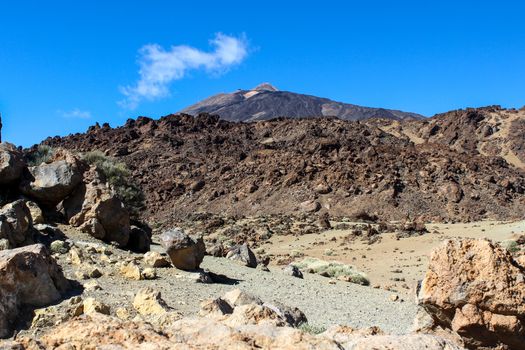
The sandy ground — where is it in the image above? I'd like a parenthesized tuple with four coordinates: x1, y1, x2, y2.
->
(264, 220, 525, 295)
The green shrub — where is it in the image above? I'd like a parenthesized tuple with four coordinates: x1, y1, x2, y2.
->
(27, 145, 55, 166)
(293, 257, 369, 286)
(500, 240, 520, 253)
(82, 151, 144, 218)
(298, 323, 326, 335)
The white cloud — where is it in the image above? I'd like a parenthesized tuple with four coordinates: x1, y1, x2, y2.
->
(119, 33, 249, 109)
(60, 108, 92, 119)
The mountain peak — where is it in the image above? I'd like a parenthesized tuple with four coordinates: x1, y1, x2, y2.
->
(252, 82, 278, 92)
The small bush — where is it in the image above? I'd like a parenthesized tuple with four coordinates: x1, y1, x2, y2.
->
(298, 323, 326, 335)
(500, 240, 520, 253)
(27, 145, 55, 166)
(82, 151, 144, 218)
(293, 257, 369, 285)
(289, 249, 304, 258)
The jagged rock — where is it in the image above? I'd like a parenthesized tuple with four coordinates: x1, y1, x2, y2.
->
(283, 264, 303, 279)
(0, 244, 69, 337)
(417, 239, 525, 349)
(120, 262, 142, 280)
(0, 199, 33, 248)
(143, 251, 170, 268)
(221, 288, 263, 307)
(199, 298, 233, 318)
(223, 304, 288, 327)
(20, 149, 83, 205)
(9, 313, 463, 350)
(264, 301, 308, 327)
(0, 143, 25, 185)
(159, 228, 205, 270)
(133, 288, 171, 316)
(31, 296, 84, 329)
(127, 225, 151, 253)
(64, 166, 130, 247)
(83, 297, 110, 315)
(226, 243, 258, 268)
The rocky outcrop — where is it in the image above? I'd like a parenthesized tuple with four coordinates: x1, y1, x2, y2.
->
(64, 167, 130, 247)
(0, 143, 25, 185)
(10, 313, 463, 350)
(20, 150, 83, 206)
(417, 239, 525, 349)
(42, 112, 525, 226)
(159, 229, 205, 270)
(0, 244, 69, 338)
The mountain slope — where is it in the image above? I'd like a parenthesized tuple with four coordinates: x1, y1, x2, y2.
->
(180, 83, 424, 122)
(42, 112, 525, 227)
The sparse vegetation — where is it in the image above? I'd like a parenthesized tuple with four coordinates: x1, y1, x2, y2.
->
(26, 145, 55, 166)
(298, 322, 327, 335)
(293, 257, 370, 285)
(500, 240, 520, 253)
(82, 151, 144, 218)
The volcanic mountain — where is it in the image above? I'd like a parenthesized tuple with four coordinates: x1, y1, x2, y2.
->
(180, 83, 424, 122)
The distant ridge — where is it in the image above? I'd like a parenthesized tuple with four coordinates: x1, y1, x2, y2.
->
(180, 83, 424, 121)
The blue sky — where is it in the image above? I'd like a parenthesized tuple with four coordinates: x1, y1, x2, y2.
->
(1, 1, 524, 146)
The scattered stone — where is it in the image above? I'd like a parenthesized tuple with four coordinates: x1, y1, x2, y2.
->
(263, 301, 308, 327)
(226, 243, 258, 268)
(199, 298, 234, 318)
(283, 264, 303, 278)
(390, 294, 399, 302)
(159, 228, 205, 270)
(120, 262, 142, 280)
(222, 289, 263, 307)
(133, 287, 171, 316)
(83, 297, 110, 315)
(143, 251, 170, 268)
(83, 280, 102, 292)
(142, 267, 157, 280)
(115, 307, 131, 320)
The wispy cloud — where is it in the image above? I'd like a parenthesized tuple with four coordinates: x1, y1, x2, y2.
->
(59, 108, 92, 119)
(119, 33, 249, 109)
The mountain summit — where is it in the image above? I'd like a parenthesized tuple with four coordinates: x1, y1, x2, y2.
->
(180, 83, 424, 122)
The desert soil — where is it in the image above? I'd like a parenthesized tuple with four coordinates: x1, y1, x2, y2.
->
(264, 220, 525, 296)
(36, 219, 524, 339)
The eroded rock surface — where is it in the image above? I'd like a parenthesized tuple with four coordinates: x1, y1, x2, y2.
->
(417, 239, 525, 349)
(0, 244, 69, 338)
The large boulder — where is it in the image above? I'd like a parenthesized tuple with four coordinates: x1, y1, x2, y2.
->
(0, 244, 69, 338)
(0, 199, 33, 248)
(417, 239, 525, 349)
(20, 149, 83, 206)
(0, 143, 25, 185)
(64, 167, 130, 247)
(159, 229, 205, 270)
